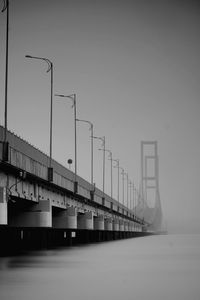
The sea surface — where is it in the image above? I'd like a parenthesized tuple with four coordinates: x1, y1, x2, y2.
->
(0, 234, 200, 300)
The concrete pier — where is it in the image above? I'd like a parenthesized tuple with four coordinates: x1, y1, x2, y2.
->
(0, 187, 7, 225)
(8, 199, 52, 228)
(104, 218, 113, 231)
(77, 212, 94, 230)
(113, 219, 120, 231)
(119, 220, 125, 231)
(52, 207, 77, 229)
(94, 215, 104, 230)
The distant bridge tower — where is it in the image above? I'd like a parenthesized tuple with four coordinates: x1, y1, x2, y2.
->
(140, 141, 162, 231)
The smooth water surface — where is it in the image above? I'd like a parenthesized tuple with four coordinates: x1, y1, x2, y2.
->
(0, 234, 200, 300)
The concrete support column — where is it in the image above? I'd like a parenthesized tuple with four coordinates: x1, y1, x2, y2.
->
(130, 222, 134, 232)
(119, 219, 124, 231)
(113, 219, 119, 231)
(66, 207, 77, 229)
(128, 222, 132, 232)
(9, 199, 52, 228)
(77, 211, 94, 230)
(124, 221, 129, 232)
(94, 215, 104, 230)
(104, 218, 113, 231)
(0, 187, 7, 225)
(32, 199, 52, 227)
(135, 224, 138, 232)
(52, 207, 77, 229)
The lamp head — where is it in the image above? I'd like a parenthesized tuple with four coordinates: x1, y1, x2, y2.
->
(55, 94, 65, 97)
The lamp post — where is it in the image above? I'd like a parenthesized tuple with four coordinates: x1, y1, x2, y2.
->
(100, 149, 113, 199)
(132, 182, 134, 212)
(133, 187, 136, 230)
(124, 172, 129, 208)
(119, 167, 125, 206)
(93, 136, 105, 196)
(25, 55, 53, 181)
(129, 181, 133, 211)
(54, 93, 78, 193)
(134, 187, 139, 222)
(134, 186, 138, 230)
(76, 118, 94, 187)
(106, 149, 113, 199)
(1, 0, 9, 161)
(113, 159, 120, 204)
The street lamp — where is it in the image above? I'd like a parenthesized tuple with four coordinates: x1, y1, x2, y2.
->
(134, 187, 140, 222)
(105, 149, 113, 199)
(105, 149, 113, 198)
(133, 186, 136, 230)
(133, 185, 137, 221)
(1, 0, 9, 161)
(124, 172, 129, 208)
(129, 181, 133, 211)
(54, 93, 77, 193)
(119, 167, 125, 206)
(99, 148, 113, 198)
(93, 136, 105, 197)
(113, 159, 120, 204)
(25, 55, 53, 181)
(76, 118, 94, 188)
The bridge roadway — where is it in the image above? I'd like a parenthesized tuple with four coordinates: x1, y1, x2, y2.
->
(0, 126, 149, 251)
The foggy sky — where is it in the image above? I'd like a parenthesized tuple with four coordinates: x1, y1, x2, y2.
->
(0, 0, 200, 233)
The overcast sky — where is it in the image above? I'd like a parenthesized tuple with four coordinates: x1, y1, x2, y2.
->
(0, 0, 200, 233)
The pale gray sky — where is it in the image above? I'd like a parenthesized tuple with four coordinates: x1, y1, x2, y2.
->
(0, 0, 200, 233)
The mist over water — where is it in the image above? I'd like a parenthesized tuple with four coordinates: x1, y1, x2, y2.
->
(0, 234, 200, 300)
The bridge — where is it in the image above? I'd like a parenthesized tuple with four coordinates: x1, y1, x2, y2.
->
(0, 125, 162, 253)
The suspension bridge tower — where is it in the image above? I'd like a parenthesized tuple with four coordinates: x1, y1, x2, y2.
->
(140, 141, 163, 232)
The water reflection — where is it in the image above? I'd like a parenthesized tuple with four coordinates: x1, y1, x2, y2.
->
(0, 235, 200, 300)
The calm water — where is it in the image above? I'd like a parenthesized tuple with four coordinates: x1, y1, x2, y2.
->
(0, 234, 200, 300)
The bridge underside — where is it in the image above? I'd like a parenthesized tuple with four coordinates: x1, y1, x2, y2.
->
(0, 225, 153, 255)
(0, 127, 156, 254)
(0, 172, 150, 254)
(0, 167, 146, 254)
